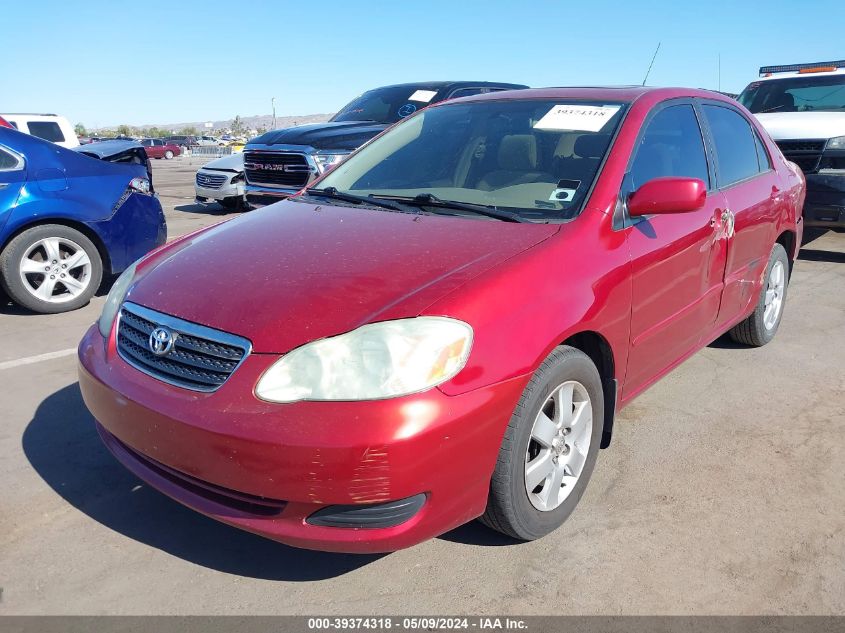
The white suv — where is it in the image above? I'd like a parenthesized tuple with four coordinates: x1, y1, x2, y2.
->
(0, 113, 79, 148)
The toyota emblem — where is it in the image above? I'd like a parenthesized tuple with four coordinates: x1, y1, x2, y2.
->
(149, 327, 176, 356)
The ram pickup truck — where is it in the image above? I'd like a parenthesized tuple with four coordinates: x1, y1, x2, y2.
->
(244, 81, 527, 208)
(739, 60, 845, 229)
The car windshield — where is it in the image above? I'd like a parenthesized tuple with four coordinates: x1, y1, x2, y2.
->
(739, 75, 845, 113)
(330, 86, 446, 124)
(315, 99, 626, 221)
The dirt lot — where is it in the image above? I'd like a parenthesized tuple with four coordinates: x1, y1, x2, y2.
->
(1, 158, 843, 615)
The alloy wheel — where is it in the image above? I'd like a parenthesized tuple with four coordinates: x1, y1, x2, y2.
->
(18, 237, 93, 304)
(524, 380, 593, 511)
(763, 260, 785, 330)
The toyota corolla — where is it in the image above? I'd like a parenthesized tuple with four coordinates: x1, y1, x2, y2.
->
(78, 87, 804, 553)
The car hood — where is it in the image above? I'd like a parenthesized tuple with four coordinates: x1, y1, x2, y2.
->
(127, 200, 557, 353)
(247, 121, 388, 151)
(200, 152, 243, 171)
(754, 112, 845, 140)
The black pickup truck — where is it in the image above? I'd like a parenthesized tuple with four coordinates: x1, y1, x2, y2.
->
(243, 81, 527, 208)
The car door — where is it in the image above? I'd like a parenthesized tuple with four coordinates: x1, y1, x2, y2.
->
(621, 101, 729, 398)
(0, 144, 27, 232)
(698, 101, 781, 328)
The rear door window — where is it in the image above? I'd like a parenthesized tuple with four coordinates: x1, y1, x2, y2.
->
(27, 121, 65, 143)
(701, 105, 761, 186)
(753, 130, 772, 171)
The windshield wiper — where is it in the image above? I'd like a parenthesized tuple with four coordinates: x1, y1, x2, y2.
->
(305, 187, 415, 213)
(384, 192, 525, 223)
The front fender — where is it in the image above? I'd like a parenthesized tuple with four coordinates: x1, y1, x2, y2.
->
(427, 208, 632, 397)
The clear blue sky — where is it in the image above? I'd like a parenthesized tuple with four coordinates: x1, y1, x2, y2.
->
(4, 0, 843, 128)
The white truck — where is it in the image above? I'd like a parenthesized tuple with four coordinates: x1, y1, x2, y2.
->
(738, 60, 845, 230)
(0, 113, 79, 148)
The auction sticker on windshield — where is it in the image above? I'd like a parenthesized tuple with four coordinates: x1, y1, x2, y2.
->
(409, 89, 437, 103)
(534, 104, 621, 132)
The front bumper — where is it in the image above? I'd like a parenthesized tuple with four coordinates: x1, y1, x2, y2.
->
(194, 180, 243, 203)
(245, 185, 299, 208)
(804, 173, 845, 228)
(90, 192, 166, 274)
(78, 325, 527, 553)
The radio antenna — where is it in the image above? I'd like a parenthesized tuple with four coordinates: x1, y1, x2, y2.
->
(642, 42, 661, 86)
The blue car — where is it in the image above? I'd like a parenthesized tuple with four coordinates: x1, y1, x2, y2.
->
(0, 128, 166, 313)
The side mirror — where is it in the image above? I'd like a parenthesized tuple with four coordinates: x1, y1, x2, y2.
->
(627, 177, 707, 216)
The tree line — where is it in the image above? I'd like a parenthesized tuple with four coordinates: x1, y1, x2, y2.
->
(75, 115, 253, 139)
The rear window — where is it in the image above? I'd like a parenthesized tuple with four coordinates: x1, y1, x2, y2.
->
(0, 147, 21, 170)
(331, 86, 445, 124)
(27, 121, 65, 143)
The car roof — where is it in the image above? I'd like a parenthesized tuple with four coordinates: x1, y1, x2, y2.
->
(370, 81, 529, 91)
(449, 85, 735, 104)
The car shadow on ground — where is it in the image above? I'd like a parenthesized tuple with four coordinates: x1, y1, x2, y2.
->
(174, 202, 229, 215)
(23, 383, 385, 581)
(798, 248, 845, 264)
(706, 332, 747, 350)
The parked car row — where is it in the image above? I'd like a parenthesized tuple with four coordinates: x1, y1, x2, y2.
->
(79, 84, 805, 553)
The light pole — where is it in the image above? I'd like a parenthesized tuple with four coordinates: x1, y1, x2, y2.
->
(272, 97, 276, 130)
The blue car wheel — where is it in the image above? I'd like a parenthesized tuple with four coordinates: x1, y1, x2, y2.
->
(0, 224, 103, 314)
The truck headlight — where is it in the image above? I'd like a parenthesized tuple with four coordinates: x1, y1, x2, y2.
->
(97, 263, 138, 337)
(827, 136, 845, 150)
(314, 151, 351, 173)
(255, 317, 473, 403)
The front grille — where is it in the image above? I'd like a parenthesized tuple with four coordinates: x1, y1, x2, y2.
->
(195, 172, 227, 189)
(243, 151, 312, 189)
(776, 139, 826, 174)
(116, 302, 251, 392)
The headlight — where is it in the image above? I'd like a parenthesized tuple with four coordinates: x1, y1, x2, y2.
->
(255, 317, 473, 403)
(97, 262, 138, 337)
(313, 151, 351, 173)
(827, 136, 845, 150)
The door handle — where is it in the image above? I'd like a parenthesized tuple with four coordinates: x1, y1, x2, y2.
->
(0, 183, 8, 190)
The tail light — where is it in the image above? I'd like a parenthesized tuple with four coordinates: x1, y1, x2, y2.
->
(0, 116, 13, 129)
(129, 177, 152, 194)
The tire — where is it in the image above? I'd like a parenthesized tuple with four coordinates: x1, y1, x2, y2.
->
(0, 224, 103, 314)
(729, 243, 789, 347)
(164, 150, 174, 160)
(480, 345, 604, 541)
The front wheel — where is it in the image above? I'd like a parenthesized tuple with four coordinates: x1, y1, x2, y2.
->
(164, 150, 174, 160)
(480, 345, 603, 541)
(0, 224, 103, 313)
(729, 243, 790, 347)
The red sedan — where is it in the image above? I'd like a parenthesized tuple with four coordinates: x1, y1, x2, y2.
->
(139, 138, 181, 159)
(79, 87, 804, 553)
